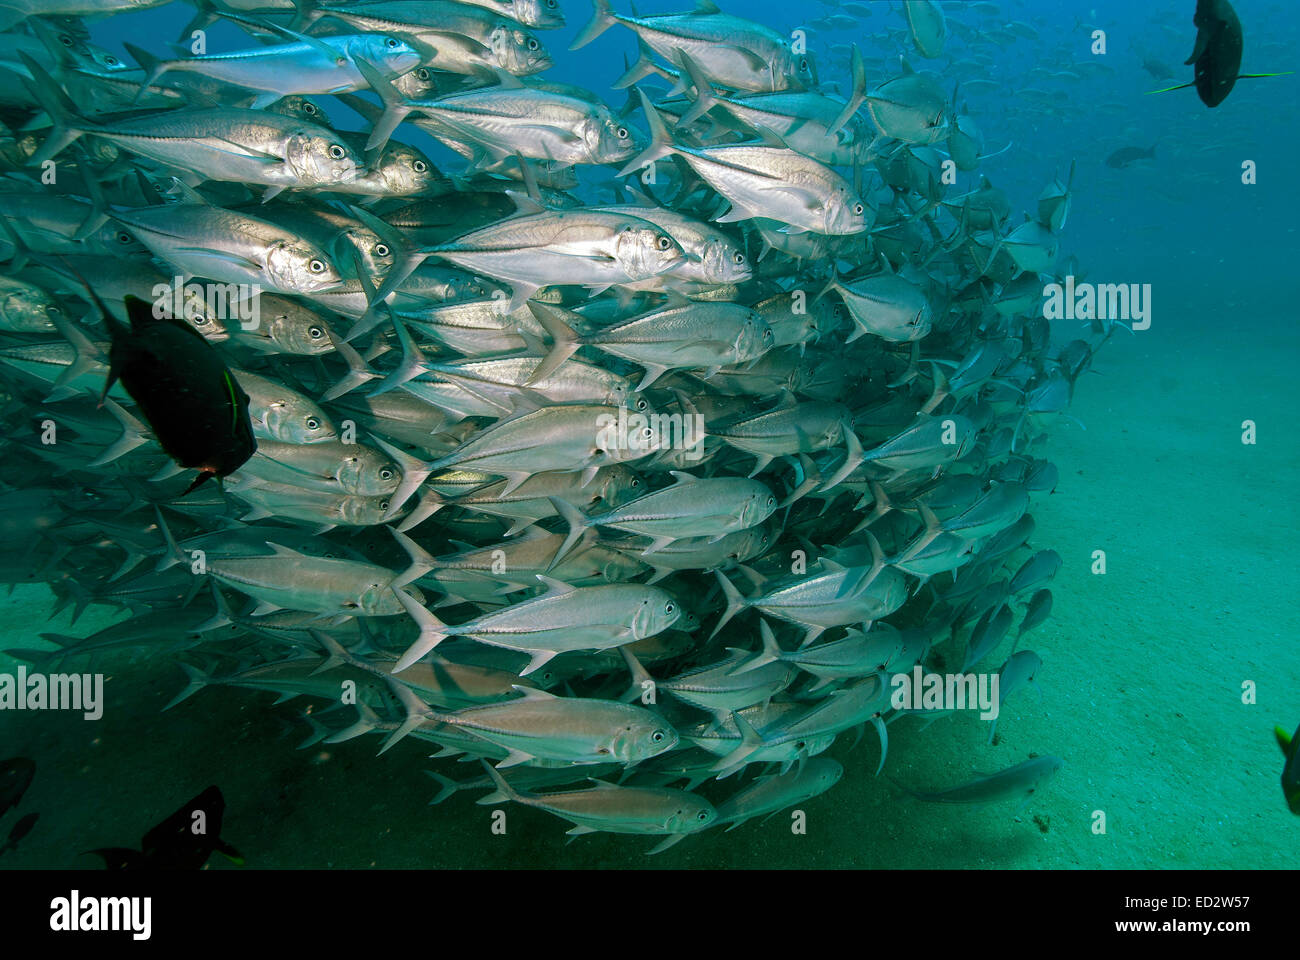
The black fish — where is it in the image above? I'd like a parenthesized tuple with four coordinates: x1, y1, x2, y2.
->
(1147, 0, 1291, 107)
(89, 785, 244, 870)
(98, 293, 257, 494)
(1105, 145, 1156, 168)
(0, 812, 38, 857)
(0, 757, 35, 818)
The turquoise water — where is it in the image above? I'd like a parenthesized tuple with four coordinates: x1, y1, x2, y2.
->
(1, 0, 1297, 868)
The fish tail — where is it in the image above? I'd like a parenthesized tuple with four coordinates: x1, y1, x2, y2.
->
(369, 436, 435, 522)
(87, 397, 150, 468)
(827, 44, 867, 138)
(675, 52, 718, 127)
(16, 53, 87, 166)
(152, 505, 188, 573)
(618, 646, 653, 702)
(727, 619, 782, 676)
(123, 41, 170, 103)
(617, 89, 676, 178)
(476, 760, 521, 805)
(709, 710, 765, 777)
(162, 660, 212, 711)
(870, 713, 888, 775)
(708, 570, 746, 640)
(545, 495, 589, 572)
(319, 323, 376, 400)
(392, 589, 449, 672)
(525, 301, 583, 387)
(324, 702, 383, 744)
(351, 56, 410, 155)
(613, 36, 668, 91)
(176, 0, 223, 43)
(570, 0, 617, 51)
(376, 674, 437, 755)
(820, 423, 864, 492)
(390, 526, 437, 589)
(424, 770, 461, 806)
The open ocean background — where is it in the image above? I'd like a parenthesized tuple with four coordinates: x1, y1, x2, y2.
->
(1, 0, 1297, 868)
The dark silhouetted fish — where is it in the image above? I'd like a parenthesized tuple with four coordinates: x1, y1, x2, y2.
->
(1278, 723, 1300, 814)
(98, 292, 256, 494)
(1147, 0, 1292, 107)
(0, 811, 38, 857)
(1105, 145, 1157, 168)
(894, 755, 1063, 807)
(89, 785, 244, 870)
(0, 757, 34, 818)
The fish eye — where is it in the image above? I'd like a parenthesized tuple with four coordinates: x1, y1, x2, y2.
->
(546, 0, 556, 6)
(385, 37, 399, 48)
(635, 398, 648, 411)
(853, 203, 864, 215)
(303, 102, 317, 114)
(308, 325, 324, 338)
(416, 68, 430, 81)
(306, 417, 320, 429)
(380, 468, 394, 480)
(59, 34, 74, 46)
(329, 144, 346, 159)
(665, 602, 675, 614)
(117, 232, 132, 243)
(651, 730, 665, 742)
(697, 811, 709, 821)
(528, 38, 539, 50)
(616, 126, 629, 139)
(640, 427, 653, 438)
(630, 477, 640, 486)
(309, 259, 326, 273)
(733, 251, 745, 264)
(375, 243, 390, 256)
(413, 159, 427, 172)
(656, 235, 671, 250)
(766, 496, 776, 507)
(105, 55, 119, 65)
(380, 500, 390, 510)
(800, 59, 808, 71)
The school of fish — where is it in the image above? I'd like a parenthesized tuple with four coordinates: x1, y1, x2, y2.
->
(0, 0, 1118, 854)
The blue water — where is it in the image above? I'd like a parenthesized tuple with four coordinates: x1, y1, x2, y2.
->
(1, 0, 1297, 868)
